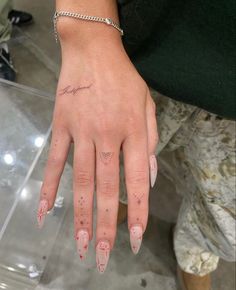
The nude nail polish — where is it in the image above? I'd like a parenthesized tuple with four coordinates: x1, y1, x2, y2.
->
(96, 240, 110, 274)
(149, 154, 158, 188)
(76, 229, 89, 260)
(130, 225, 143, 254)
(37, 199, 48, 228)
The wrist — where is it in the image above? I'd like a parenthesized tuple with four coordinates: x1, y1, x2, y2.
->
(57, 17, 124, 54)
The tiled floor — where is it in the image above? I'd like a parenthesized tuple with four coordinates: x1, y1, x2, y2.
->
(0, 0, 235, 289)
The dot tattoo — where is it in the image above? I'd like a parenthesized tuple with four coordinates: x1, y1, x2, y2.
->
(133, 193, 144, 205)
(78, 196, 86, 207)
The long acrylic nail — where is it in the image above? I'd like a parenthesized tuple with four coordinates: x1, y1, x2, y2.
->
(37, 199, 48, 228)
(76, 229, 89, 260)
(130, 225, 143, 254)
(96, 240, 110, 274)
(149, 154, 158, 188)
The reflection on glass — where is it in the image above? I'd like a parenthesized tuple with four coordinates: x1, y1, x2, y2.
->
(3, 153, 15, 165)
(0, 80, 59, 289)
(16, 263, 26, 269)
(34, 136, 44, 148)
(0, 283, 7, 289)
(6, 266, 15, 272)
(28, 264, 41, 279)
(20, 188, 31, 201)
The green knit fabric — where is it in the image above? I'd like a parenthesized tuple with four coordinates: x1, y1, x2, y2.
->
(118, 0, 236, 119)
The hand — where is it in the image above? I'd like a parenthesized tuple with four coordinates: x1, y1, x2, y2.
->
(37, 33, 158, 273)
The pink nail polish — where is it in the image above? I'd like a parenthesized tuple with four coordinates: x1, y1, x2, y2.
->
(37, 199, 48, 228)
(149, 155, 158, 188)
(130, 225, 143, 254)
(96, 240, 110, 274)
(76, 230, 89, 260)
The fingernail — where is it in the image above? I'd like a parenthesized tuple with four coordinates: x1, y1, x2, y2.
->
(76, 229, 89, 260)
(149, 154, 158, 188)
(37, 199, 48, 228)
(96, 240, 110, 274)
(130, 225, 143, 254)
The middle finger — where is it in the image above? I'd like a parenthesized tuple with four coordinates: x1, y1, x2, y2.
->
(95, 138, 121, 273)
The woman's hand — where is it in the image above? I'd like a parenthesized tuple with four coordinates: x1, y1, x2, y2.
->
(37, 20, 158, 273)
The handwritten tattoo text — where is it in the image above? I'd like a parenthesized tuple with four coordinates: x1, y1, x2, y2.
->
(59, 84, 92, 96)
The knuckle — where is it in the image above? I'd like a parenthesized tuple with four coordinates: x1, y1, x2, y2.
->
(99, 220, 115, 229)
(47, 155, 64, 167)
(41, 183, 55, 192)
(96, 116, 114, 135)
(97, 125, 111, 135)
(77, 208, 90, 219)
(74, 170, 93, 186)
(99, 179, 118, 197)
(51, 123, 69, 139)
(126, 121, 145, 138)
(127, 170, 149, 185)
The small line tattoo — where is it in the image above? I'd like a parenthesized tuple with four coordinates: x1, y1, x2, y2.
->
(59, 84, 92, 96)
(99, 152, 114, 165)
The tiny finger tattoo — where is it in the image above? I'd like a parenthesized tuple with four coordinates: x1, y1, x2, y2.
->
(133, 193, 144, 205)
(99, 152, 114, 165)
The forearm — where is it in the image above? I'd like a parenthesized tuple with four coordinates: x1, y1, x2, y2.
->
(56, 0, 123, 52)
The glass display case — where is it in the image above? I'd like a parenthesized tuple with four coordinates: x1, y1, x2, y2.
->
(0, 79, 72, 290)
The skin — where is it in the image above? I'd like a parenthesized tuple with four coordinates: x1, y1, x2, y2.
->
(39, 0, 158, 265)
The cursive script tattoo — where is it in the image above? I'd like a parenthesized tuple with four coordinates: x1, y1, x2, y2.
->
(59, 84, 92, 96)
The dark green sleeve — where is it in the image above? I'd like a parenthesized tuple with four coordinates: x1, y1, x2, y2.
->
(118, 0, 236, 120)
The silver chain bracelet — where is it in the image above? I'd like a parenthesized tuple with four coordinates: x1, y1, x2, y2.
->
(53, 11, 124, 42)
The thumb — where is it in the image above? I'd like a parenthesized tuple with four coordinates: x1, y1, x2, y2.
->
(146, 89, 159, 188)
